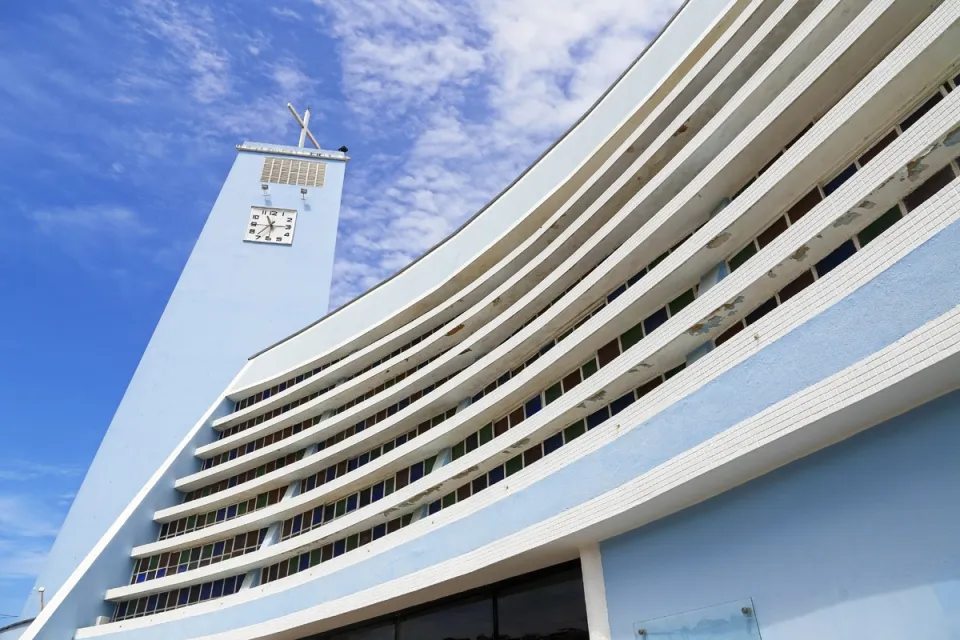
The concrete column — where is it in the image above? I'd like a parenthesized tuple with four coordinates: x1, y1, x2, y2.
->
(580, 543, 612, 640)
(686, 260, 729, 366)
(698, 261, 728, 295)
(710, 197, 730, 218)
(315, 378, 347, 423)
(686, 198, 731, 367)
(698, 197, 731, 298)
(686, 340, 714, 365)
(411, 447, 452, 522)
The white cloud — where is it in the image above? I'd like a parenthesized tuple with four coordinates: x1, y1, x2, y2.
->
(0, 462, 81, 483)
(0, 493, 70, 584)
(272, 62, 317, 97)
(321, 0, 486, 121)
(115, 2, 316, 144)
(0, 543, 49, 581)
(312, 0, 682, 306)
(0, 496, 62, 540)
(244, 30, 272, 57)
(129, 0, 232, 104)
(24, 205, 185, 282)
(0, 464, 79, 583)
(30, 206, 155, 240)
(270, 7, 304, 21)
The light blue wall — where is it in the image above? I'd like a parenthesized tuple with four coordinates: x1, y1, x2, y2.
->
(600, 389, 960, 640)
(237, 0, 734, 388)
(24, 147, 345, 620)
(79, 207, 960, 639)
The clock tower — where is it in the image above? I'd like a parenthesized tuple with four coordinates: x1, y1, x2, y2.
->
(24, 114, 348, 618)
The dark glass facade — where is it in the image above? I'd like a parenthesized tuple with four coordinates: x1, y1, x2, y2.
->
(305, 562, 588, 640)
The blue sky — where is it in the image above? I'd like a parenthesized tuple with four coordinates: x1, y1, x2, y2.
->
(0, 0, 679, 619)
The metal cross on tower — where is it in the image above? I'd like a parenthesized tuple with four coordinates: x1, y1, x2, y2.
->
(286, 103, 320, 149)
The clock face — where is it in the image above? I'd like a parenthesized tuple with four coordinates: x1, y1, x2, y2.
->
(245, 207, 297, 245)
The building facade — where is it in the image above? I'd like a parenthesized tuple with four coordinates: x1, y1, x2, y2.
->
(8, 0, 960, 637)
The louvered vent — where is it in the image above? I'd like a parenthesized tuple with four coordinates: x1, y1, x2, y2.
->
(260, 158, 326, 188)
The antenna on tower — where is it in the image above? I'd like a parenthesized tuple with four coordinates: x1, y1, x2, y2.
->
(286, 103, 320, 149)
